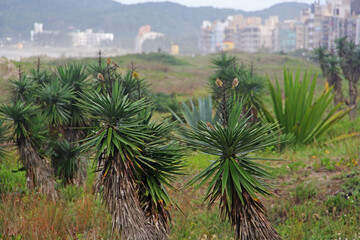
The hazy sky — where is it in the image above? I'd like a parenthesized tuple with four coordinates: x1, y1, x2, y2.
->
(115, 0, 322, 11)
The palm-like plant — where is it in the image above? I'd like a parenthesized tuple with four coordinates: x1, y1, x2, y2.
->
(209, 53, 266, 124)
(237, 69, 267, 123)
(180, 100, 281, 240)
(313, 46, 329, 76)
(0, 120, 8, 161)
(37, 79, 74, 129)
(313, 46, 344, 105)
(136, 112, 184, 234)
(335, 37, 360, 118)
(347, 48, 360, 119)
(81, 82, 182, 239)
(56, 64, 90, 141)
(29, 68, 51, 87)
(8, 73, 36, 103)
(51, 140, 86, 185)
(209, 54, 243, 124)
(0, 101, 57, 198)
(326, 54, 344, 105)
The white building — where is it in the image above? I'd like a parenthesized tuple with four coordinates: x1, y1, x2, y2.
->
(71, 29, 114, 47)
(135, 25, 165, 53)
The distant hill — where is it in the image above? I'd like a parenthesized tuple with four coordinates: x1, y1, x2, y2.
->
(0, 0, 310, 53)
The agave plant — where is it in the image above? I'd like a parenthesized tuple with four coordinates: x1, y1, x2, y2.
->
(267, 68, 348, 145)
(179, 100, 281, 240)
(81, 81, 183, 239)
(172, 96, 217, 128)
(0, 101, 57, 198)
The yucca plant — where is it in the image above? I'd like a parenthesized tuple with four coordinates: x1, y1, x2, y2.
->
(209, 53, 266, 124)
(8, 73, 36, 104)
(237, 69, 267, 123)
(37, 79, 74, 129)
(136, 112, 184, 235)
(90, 57, 148, 101)
(313, 46, 344, 105)
(267, 68, 348, 145)
(209, 54, 243, 124)
(51, 140, 87, 185)
(335, 37, 360, 119)
(0, 120, 8, 161)
(326, 54, 344, 105)
(0, 101, 57, 198)
(56, 64, 90, 141)
(313, 46, 329, 76)
(29, 68, 51, 87)
(81, 81, 183, 239)
(179, 100, 281, 240)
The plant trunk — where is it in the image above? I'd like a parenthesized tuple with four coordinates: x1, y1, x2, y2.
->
(100, 152, 167, 240)
(328, 75, 344, 105)
(349, 80, 358, 119)
(18, 138, 57, 199)
(231, 190, 281, 240)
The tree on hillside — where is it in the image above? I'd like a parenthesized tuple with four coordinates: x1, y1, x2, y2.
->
(178, 54, 281, 239)
(82, 58, 184, 239)
(335, 37, 360, 119)
(209, 53, 267, 124)
(0, 120, 8, 161)
(179, 99, 281, 240)
(313, 46, 344, 105)
(0, 101, 57, 198)
(327, 53, 344, 105)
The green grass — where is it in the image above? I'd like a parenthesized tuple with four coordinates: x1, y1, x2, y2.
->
(0, 52, 359, 239)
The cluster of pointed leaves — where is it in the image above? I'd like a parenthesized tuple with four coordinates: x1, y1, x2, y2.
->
(80, 81, 184, 231)
(2, 63, 91, 187)
(0, 101, 57, 198)
(172, 96, 218, 128)
(313, 46, 343, 82)
(267, 68, 348, 144)
(56, 64, 90, 127)
(89, 59, 148, 101)
(209, 54, 267, 123)
(178, 99, 280, 239)
(51, 140, 86, 185)
(0, 120, 8, 160)
(0, 102, 47, 148)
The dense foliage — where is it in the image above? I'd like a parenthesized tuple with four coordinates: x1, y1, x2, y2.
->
(179, 100, 281, 239)
(267, 68, 348, 145)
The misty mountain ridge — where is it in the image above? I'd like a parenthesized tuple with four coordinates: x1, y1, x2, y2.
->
(0, 0, 310, 52)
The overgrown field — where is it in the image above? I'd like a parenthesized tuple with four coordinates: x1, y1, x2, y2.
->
(1, 52, 360, 240)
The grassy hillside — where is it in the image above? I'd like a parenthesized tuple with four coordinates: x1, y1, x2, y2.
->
(1, 52, 360, 239)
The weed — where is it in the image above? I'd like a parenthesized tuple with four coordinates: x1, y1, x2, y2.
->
(293, 181, 318, 203)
